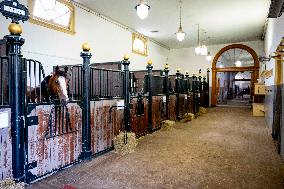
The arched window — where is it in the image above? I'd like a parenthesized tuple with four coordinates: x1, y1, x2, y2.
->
(28, 0, 75, 35)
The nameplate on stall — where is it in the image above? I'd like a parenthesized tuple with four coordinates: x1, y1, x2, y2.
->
(0, 111, 9, 129)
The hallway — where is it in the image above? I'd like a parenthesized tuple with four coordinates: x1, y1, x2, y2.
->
(28, 107, 284, 189)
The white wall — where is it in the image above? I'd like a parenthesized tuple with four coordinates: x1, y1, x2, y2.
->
(0, 0, 169, 76)
(264, 15, 284, 86)
(168, 40, 265, 87)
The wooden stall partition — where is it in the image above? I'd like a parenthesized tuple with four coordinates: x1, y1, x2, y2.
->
(27, 103, 82, 180)
(0, 108, 12, 180)
(130, 97, 148, 138)
(90, 99, 123, 154)
(188, 92, 194, 113)
(168, 95, 177, 121)
(152, 96, 163, 131)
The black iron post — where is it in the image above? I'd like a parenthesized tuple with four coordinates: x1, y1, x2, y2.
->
(185, 71, 190, 114)
(192, 73, 197, 114)
(164, 64, 170, 120)
(80, 43, 92, 159)
(176, 68, 181, 120)
(6, 22, 26, 181)
(207, 68, 210, 84)
(122, 55, 131, 132)
(147, 60, 153, 132)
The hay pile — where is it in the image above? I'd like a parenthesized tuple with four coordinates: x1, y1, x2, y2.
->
(199, 107, 208, 114)
(0, 179, 25, 189)
(113, 132, 138, 155)
(184, 113, 195, 121)
(161, 120, 175, 130)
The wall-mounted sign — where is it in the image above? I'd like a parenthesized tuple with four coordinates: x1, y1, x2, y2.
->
(0, 0, 29, 22)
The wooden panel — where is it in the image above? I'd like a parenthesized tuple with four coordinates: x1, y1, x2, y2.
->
(27, 103, 82, 178)
(0, 108, 12, 180)
(91, 99, 123, 154)
(130, 97, 148, 137)
(152, 96, 163, 130)
(168, 95, 176, 121)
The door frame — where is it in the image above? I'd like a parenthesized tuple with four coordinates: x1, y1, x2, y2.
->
(211, 44, 260, 106)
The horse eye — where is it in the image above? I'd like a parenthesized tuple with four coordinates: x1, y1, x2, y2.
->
(55, 80, 59, 84)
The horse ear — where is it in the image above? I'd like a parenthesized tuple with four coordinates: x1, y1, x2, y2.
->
(55, 65, 60, 73)
(64, 66, 69, 73)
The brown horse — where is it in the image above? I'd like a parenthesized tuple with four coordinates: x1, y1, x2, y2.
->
(28, 66, 69, 104)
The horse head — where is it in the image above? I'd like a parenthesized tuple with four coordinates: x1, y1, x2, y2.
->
(48, 66, 70, 104)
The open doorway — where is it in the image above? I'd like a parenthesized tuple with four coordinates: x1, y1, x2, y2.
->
(211, 44, 260, 107)
(216, 71, 252, 107)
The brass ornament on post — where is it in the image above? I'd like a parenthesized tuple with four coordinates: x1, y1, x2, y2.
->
(123, 54, 130, 61)
(165, 63, 170, 70)
(8, 22, 22, 35)
(82, 43, 91, 52)
(147, 60, 153, 65)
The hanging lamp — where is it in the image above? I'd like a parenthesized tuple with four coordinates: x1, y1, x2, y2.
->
(195, 24, 201, 54)
(135, 0, 150, 20)
(176, 0, 185, 42)
(206, 52, 212, 61)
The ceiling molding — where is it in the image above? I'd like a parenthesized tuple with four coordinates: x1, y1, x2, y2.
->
(71, 0, 170, 50)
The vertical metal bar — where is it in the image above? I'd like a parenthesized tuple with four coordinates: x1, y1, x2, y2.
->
(99, 69, 102, 98)
(176, 71, 181, 120)
(1, 59, 3, 105)
(122, 56, 131, 132)
(146, 61, 153, 132)
(80, 45, 92, 159)
(6, 24, 26, 181)
(164, 65, 169, 120)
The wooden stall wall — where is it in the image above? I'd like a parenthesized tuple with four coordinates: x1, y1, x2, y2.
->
(130, 97, 148, 137)
(178, 94, 187, 119)
(27, 103, 82, 178)
(0, 108, 12, 180)
(152, 96, 163, 131)
(168, 95, 177, 121)
(90, 99, 123, 154)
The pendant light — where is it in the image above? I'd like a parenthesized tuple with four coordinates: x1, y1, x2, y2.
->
(206, 52, 212, 61)
(234, 48, 242, 67)
(135, 0, 150, 20)
(195, 24, 201, 54)
(176, 0, 185, 42)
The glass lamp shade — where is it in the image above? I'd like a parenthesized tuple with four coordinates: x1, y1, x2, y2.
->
(195, 46, 201, 54)
(200, 45, 208, 56)
(135, 3, 150, 20)
(176, 30, 185, 42)
(206, 55, 212, 61)
(235, 60, 242, 67)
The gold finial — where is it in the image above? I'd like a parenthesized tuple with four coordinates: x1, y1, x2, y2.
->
(8, 23, 22, 35)
(185, 70, 189, 75)
(165, 63, 169, 69)
(82, 43, 91, 51)
(123, 54, 130, 61)
(147, 60, 153, 65)
(192, 72, 196, 77)
(176, 68, 181, 73)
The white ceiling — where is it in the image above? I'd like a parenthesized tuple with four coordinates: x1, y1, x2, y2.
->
(75, 0, 271, 49)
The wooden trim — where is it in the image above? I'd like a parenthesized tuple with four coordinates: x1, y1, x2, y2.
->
(211, 44, 260, 106)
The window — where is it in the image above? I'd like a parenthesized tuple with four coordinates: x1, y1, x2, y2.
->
(132, 33, 148, 56)
(28, 0, 75, 35)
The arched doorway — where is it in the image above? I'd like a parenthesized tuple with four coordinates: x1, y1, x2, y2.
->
(211, 44, 260, 106)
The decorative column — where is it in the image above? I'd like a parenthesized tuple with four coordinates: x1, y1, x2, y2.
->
(80, 43, 92, 159)
(122, 55, 131, 132)
(147, 60, 153, 132)
(176, 68, 181, 120)
(164, 64, 170, 120)
(6, 22, 26, 181)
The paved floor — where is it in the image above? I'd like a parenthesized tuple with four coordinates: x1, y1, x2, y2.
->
(27, 107, 284, 189)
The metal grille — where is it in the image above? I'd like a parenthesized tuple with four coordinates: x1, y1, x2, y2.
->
(24, 59, 46, 103)
(90, 67, 124, 99)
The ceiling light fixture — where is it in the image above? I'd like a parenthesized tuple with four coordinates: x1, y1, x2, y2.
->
(176, 0, 185, 42)
(206, 52, 212, 61)
(195, 24, 201, 54)
(135, 0, 150, 20)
